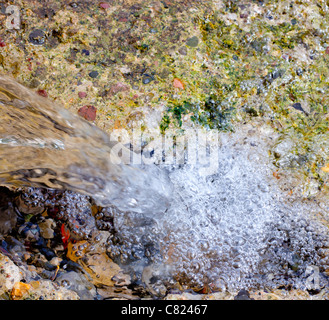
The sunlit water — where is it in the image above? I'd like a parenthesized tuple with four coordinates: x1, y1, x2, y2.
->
(1, 74, 329, 293)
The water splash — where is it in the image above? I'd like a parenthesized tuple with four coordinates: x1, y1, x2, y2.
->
(106, 127, 329, 292)
(0, 74, 172, 214)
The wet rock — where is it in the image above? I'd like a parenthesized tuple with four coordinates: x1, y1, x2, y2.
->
(18, 222, 41, 243)
(28, 279, 80, 300)
(234, 289, 254, 300)
(0, 188, 17, 235)
(15, 188, 46, 215)
(10, 282, 32, 300)
(142, 264, 170, 297)
(28, 29, 46, 45)
(56, 271, 96, 300)
(95, 207, 114, 231)
(38, 218, 56, 239)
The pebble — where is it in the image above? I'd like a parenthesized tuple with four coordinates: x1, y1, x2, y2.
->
(81, 49, 90, 56)
(56, 271, 96, 300)
(109, 82, 129, 95)
(78, 105, 97, 121)
(234, 289, 254, 300)
(186, 36, 199, 48)
(78, 91, 87, 98)
(142, 76, 153, 84)
(28, 29, 46, 45)
(99, 2, 110, 9)
(38, 218, 55, 239)
(89, 71, 99, 78)
(36, 89, 48, 98)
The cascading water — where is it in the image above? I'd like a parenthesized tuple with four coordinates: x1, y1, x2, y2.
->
(0, 74, 172, 214)
(1, 74, 329, 294)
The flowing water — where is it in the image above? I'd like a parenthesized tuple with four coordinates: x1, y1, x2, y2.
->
(0, 74, 172, 215)
(1, 73, 329, 293)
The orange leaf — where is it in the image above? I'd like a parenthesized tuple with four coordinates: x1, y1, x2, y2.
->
(173, 78, 184, 89)
(67, 240, 88, 262)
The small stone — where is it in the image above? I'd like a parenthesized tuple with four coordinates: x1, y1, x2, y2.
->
(78, 105, 97, 121)
(99, 2, 110, 9)
(38, 218, 55, 239)
(109, 82, 129, 95)
(0, 39, 5, 47)
(178, 47, 187, 55)
(296, 68, 303, 76)
(36, 89, 48, 98)
(173, 78, 184, 89)
(291, 18, 297, 25)
(142, 76, 152, 84)
(29, 29, 46, 45)
(81, 49, 90, 56)
(89, 71, 99, 78)
(186, 36, 199, 48)
(234, 289, 254, 300)
(78, 91, 87, 98)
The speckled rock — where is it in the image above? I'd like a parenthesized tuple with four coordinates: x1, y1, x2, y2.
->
(0, 253, 23, 296)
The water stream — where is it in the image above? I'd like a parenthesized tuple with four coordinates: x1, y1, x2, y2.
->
(0, 74, 172, 215)
(1, 74, 329, 293)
